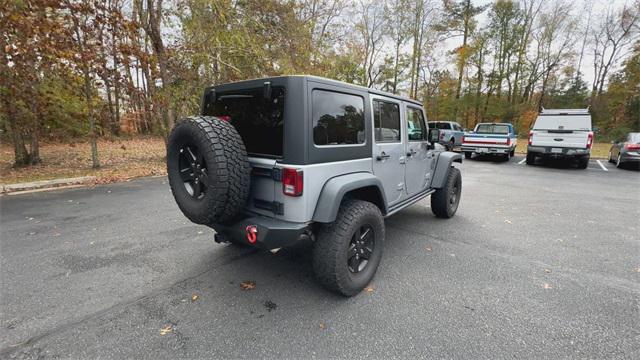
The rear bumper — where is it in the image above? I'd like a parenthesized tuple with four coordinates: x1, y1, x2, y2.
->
(462, 145, 511, 154)
(213, 215, 311, 250)
(528, 145, 590, 157)
(621, 152, 640, 162)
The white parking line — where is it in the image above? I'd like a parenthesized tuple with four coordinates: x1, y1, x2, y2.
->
(518, 158, 526, 164)
(596, 160, 608, 171)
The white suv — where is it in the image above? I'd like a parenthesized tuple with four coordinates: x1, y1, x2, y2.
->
(526, 108, 594, 169)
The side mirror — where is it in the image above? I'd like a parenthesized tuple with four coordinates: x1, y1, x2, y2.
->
(593, 126, 600, 133)
(428, 129, 440, 144)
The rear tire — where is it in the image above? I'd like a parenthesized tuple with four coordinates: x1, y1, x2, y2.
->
(167, 116, 251, 225)
(526, 152, 535, 165)
(312, 200, 385, 297)
(577, 156, 589, 169)
(464, 152, 472, 159)
(616, 154, 623, 168)
(510, 149, 515, 157)
(431, 167, 461, 218)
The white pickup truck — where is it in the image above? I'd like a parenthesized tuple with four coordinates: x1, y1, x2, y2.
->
(526, 108, 594, 169)
(461, 123, 517, 161)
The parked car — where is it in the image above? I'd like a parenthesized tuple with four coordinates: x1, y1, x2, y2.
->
(461, 123, 517, 161)
(608, 132, 640, 168)
(427, 121, 465, 150)
(526, 108, 594, 169)
(165, 75, 463, 297)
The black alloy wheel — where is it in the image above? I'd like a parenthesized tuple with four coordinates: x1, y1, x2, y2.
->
(348, 225, 375, 273)
(178, 143, 210, 199)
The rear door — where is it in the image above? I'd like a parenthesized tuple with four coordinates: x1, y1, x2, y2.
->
(371, 95, 406, 207)
(404, 104, 433, 196)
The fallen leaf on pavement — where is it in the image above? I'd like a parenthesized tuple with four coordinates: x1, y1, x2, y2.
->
(197, 231, 203, 235)
(425, 246, 432, 251)
(160, 325, 173, 335)
(240, 281, 256, 290)
(635, 267, 640, 273)
(365, 286, 374, 293)
(191, 294, 198, 302)
(542, 283, 552, 289)
(504, 219, 512, 224)
(544, 268, 552, 274)
(319, 322, 326, 329)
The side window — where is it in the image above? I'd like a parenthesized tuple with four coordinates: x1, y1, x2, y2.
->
(312, 90, 365, 146)
(373, 100, 401, 142)
(454, 123, 462, 131)
(406, 107, 426, 141)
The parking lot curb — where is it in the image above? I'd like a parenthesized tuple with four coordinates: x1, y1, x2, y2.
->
(1, 176, 96, 194)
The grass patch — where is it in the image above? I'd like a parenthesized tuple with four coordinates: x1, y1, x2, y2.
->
(1, 137, 167, 185)
(515, 141, 610, 159)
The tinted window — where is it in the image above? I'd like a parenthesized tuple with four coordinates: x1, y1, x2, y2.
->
(374, 100, 401, 142)
(207, 87, 285, 157)
(432, 122, 452, 130)
(475, 124, 510, 135)
(453, 123, 462, 131)
(407, 107, 426, 141)
(312, 90, 365, 146)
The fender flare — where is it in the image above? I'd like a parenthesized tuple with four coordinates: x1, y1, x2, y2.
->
(312, 172, 387, 223)
(430, 151, 462, 189)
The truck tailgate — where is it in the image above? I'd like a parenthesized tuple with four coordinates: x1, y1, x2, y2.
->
(532, 131, 589, 148)
(463, 134, 510, 146)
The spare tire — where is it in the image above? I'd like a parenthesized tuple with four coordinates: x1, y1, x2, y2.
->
(167, 116, 250, 225)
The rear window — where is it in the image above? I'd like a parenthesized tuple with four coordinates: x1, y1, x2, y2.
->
(374, 100, 401, 142)
(475, 124, 510, 134)
(628, 133, 640, 143)
(429, 122, 452, 130)
(533, 115, 591, 131)
(312, 90, 365, 146)
(206, 87, 285, 157)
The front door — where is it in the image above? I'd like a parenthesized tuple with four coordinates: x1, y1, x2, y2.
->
(404, 105, 433, 196)
(371, 96, 406, 207)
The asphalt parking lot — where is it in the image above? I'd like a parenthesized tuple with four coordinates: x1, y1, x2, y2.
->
(1, 157, 639, 359)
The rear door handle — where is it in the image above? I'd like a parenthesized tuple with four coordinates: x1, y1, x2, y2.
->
(376, 152, 391, 161)
(406, 149, 417, 157)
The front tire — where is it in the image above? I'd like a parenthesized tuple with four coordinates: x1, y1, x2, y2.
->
(431, 167, 462, 218)
(312, 200, 385, 297)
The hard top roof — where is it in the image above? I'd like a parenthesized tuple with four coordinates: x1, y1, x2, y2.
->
(209, 75, 423, 107)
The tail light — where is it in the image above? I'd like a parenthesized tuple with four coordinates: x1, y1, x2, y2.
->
(528, 131, 533, 145)
(462, 136, 466, 143)
(586, 132, 593, 149)
(282, 168, 303, 196)
(217, 115, 231, 122)
(625, 143, 640, 151)
(506, 137, 511, 146)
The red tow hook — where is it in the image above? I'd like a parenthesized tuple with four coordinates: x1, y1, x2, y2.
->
(245, 225, 258, 244)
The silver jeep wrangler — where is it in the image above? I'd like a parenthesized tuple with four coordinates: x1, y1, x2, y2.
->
(166, 76, 462, 296)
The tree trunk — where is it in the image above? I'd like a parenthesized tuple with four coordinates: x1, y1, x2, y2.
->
(83, 66, 100, 168)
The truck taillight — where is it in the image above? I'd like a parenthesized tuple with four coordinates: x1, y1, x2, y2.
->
(528, 131, 533, 145)
(506, 137, 511, 146)
(625, 143, 640, 150)
(586, 132, 593, 149)
(282, 168, 303, 197)
(462, 136, 465, 143)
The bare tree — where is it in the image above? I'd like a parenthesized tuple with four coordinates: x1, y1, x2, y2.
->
(355, 0, 386, 87)
(590, 3, 639, 96)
